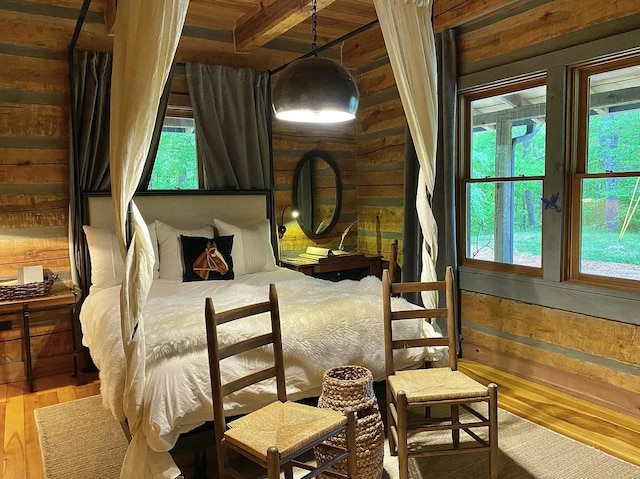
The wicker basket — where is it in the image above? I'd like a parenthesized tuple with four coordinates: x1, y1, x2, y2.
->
(314, 365, 384, 479)
(0, 273, 58, 301)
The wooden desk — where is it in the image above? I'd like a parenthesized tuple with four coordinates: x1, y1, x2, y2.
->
(0, 284, 77, 391)
(280, 253, 382, 282)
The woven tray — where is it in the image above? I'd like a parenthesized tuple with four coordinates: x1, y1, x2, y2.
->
(0, 273, 58, 301)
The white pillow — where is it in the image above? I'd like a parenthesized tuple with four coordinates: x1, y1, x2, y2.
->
(155, 220, 214, 279)
(214, 218, 277, 277)
(83, 225, 124, 290)
(83, 224, 160, 290)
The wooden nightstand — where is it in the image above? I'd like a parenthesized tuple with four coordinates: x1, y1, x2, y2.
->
(0, 282, 77, 392)
(280, 253, 382, 282)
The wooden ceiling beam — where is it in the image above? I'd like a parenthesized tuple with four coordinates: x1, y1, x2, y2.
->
(105, 0, 116, 36)
(234, 0, 338, 52)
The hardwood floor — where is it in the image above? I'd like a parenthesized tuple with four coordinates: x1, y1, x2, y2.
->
(2, 361, 639, 478)
(1, 371, 100, 479)
(459, 359, 640, 468)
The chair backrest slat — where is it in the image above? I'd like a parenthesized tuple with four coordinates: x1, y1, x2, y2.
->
(391, 337, 450, 349)
(215, 301, 271, 325)
(222, 367, 278, 397)
(391, 281, 444, 295)
(382, 267, 458, 376)
(390, 307, 449, 321)
(218, 333, 273, 360)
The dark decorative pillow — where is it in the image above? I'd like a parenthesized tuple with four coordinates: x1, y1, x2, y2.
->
(180, 235, 234, 282)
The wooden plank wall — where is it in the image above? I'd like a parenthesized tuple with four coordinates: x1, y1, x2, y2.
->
(0, 4, 83, 282)
(0, 1, 352, 383)
(353, 57, 405, 267)
(452, 0, 640, 419)
(272, 121, 357, 257)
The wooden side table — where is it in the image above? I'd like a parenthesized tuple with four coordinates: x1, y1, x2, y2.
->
(280, 254, 382, 282)
(0, 286, 77, 392)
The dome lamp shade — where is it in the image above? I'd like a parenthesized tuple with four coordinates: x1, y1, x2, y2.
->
(272, 56, 359, 123)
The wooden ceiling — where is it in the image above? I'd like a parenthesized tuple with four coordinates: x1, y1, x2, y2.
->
(93, 0, 380, 72)
(74, 0, 521, 72)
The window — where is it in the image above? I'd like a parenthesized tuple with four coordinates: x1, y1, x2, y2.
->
(571, 56, 640, 286)
(149, 113, 199, 190)
(461, 79, 547, 272)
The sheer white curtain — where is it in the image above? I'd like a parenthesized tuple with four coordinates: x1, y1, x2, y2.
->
(109, 0, 189, 477)
(373, 0, 439, 308)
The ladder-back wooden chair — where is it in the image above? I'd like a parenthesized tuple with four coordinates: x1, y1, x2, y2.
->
(205, 283, 357, 479)
(381, 267, 498, 479)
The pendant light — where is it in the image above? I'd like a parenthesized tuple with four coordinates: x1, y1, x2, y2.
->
(271, 0, 359, 123)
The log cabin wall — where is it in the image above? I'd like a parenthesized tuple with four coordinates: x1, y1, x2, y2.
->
(272, 121, 357, 257)
(353, 57, 405, 267)
(0, 0, 353, 384)
(0, 1, 100, 385)
(450, 0, 640, 419)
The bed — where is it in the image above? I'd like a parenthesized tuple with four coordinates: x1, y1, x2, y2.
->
(77, 192, 438, 473)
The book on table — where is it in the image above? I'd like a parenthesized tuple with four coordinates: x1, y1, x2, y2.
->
(297, 246, 363, 262)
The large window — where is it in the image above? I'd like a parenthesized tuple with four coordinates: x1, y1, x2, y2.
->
(149, 114, 199, 190)
(572, 57, 640, 286)
(461, 79, 547, 272)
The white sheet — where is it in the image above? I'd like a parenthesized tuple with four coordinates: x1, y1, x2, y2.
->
(79, 268, 436, 453)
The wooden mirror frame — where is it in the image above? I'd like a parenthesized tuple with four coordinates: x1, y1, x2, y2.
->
(292, 149, 342, 240)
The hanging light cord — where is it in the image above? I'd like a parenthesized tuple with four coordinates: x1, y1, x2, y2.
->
(311, 0, 318, 55)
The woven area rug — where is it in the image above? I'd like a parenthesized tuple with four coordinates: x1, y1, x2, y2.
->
(34, 395, 639, 479)
(34, 395, 128, 479)
(381, 408, 640, 479)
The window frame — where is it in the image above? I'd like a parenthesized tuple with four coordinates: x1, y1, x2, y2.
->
(456, 26, 640, 327)
(459, 75, 547, 277)
(568, 54, 640, 291)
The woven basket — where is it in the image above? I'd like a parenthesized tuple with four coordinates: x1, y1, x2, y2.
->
(0, 274, 58, 301)
(314, 365, 384, 479)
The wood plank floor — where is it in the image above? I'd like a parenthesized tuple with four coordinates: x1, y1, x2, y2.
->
(459, 359, 640, 468)
(2, 360, 639, 478)
(1, 371, 100, 479)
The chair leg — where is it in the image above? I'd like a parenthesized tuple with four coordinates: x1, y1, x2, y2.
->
(345, 409, 357, 478)
(267, 446, 281, 479)
(397, 391, 409, 479)
(388, 388, 398, 457)
(451, 404, 460, 448)
(215, 442, 226, 479)
(489, 383, 499, 479)
(283, 463, 294, 479)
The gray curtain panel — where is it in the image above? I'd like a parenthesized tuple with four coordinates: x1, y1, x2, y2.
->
(436, 28, 458, 275)
(69, 50, 113, 294)
(69, 51, 173, 294)
(435, 28, 460, 350)
(186, 63, 271, 190)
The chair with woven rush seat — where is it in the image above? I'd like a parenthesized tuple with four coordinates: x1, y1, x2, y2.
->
(381, 267, 498, 479)
(205, 283, 357, 479)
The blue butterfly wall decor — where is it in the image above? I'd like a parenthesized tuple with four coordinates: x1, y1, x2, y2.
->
(541, 192, 562, 212)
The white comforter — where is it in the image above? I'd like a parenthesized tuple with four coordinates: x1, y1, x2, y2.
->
(79, 268, 435, 452)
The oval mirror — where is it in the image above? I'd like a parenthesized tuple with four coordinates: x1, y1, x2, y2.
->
(293, 150, 342, 240)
